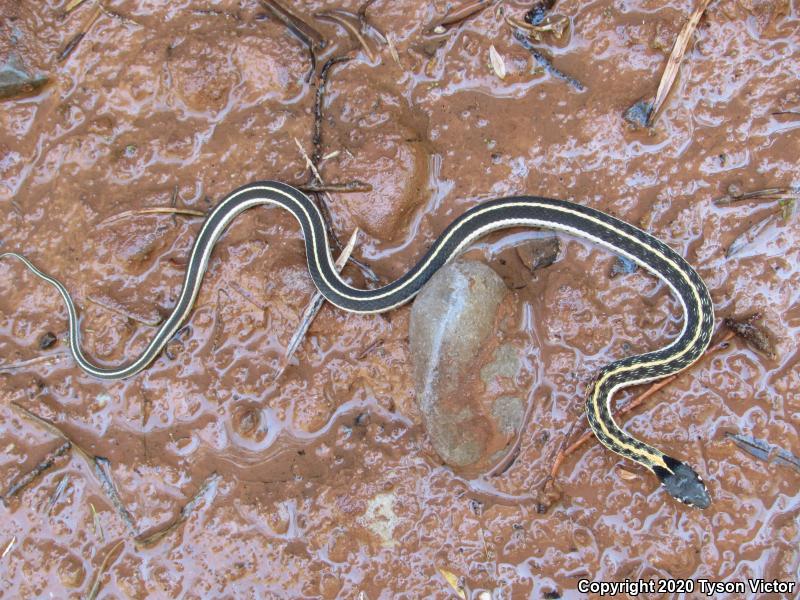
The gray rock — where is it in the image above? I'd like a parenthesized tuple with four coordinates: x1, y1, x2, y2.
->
(0, 56, 48, 100)
(410, 259, 527, 472)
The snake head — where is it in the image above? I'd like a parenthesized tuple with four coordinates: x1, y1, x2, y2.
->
(653, 456, 711, 509)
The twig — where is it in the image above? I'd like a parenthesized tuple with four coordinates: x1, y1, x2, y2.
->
(725, 212, 781, 258)
(297, 180, 373, 194)
(1, 441, 71, 504)
(277, 228, 359, 377)
(315, 11, 377, 63)
(549, 329, 735, 481)
(428, 0, 492, 32)
(312, 56, 352, 166)
(58, 4, 103, 62)
(135, 473, 222, 547)
(86, 295, 161, 327)
(98, 206, 205, 226)
(0, 352, 67, 373)
(505, 14, 569, 40)
(86, 540, 125, 600)
(646, 0, 713, 126)
(9, 403, 92, 463)
(94, 457, 139, 535)
(513, 30, 585, 91)
(260, 0, 326, 82)
(714, 186, 798, 206)
(9, 403, 138, 535)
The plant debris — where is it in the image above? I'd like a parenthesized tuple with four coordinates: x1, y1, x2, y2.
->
(438, 567, 467, 599)
(90, 502, 105, 542)
(98, 206, 206, 226)
(428, 0, 492, 33)
(94, 457, 139, 535)
(315, 10, 377, 63)
(1, 440, 71, 505)
(86, 295, 162, 327)
(726, 432, 800, 472)
(513, 30, 584, 91)
(86, 540, 125, 600)
(723, 314, 778, 360)
(641, 0, 713, 127)
(298, 180, 373, 194)
(489, 44, 507, 79)
(714, 185, 799, 206)
(58, 4, 103, 62)
(0, 352, 67, 373)
(506, 14, 569, 41)
(278, 228, 360, 377)
(261, 0, 326, 81)
(1, 536, 14, 559)
(135, 472, 222, 547)
(45, 474, 70, 514)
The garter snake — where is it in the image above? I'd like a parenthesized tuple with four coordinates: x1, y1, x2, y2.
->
(0, 181, 714, 508)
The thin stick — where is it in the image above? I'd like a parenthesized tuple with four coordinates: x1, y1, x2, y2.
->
(135, 472, 221, 547)
(9, 403, 138, 534)
(297, 181, 373, 193)
(86, 295, 161, 327)
(549, 329, 735, 480)
(514, 30, 585, 91)
(94, 458, 139, 535)
(647, 0, 713, 126)
(1, 440, 71, 504)
(0, 352, 67, 373)
(58, 4, 103, 62)
(278, 228, 359, 376)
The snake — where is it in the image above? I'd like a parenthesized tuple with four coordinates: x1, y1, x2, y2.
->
(0, 180, 714, 508)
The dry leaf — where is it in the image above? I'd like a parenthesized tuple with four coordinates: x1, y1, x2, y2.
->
(489, 45, 506, 79)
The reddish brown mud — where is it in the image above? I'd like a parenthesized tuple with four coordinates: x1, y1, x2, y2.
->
(0, 0, 798, 597)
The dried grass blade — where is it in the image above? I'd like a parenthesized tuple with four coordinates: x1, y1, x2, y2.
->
(65, 0, 90, 13)
(46, 474, 70, 514)
(86, 539, 125, 600)
(647, 0, 713, 126)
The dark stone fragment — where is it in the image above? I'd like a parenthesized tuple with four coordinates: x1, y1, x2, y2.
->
(38, 331, 57, 349)
(624, 99, 653, 128)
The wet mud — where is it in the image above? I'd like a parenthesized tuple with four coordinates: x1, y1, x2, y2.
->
(1, 0, 798, 597)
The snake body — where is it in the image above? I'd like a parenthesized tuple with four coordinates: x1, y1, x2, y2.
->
(1, 181, 714, 507)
